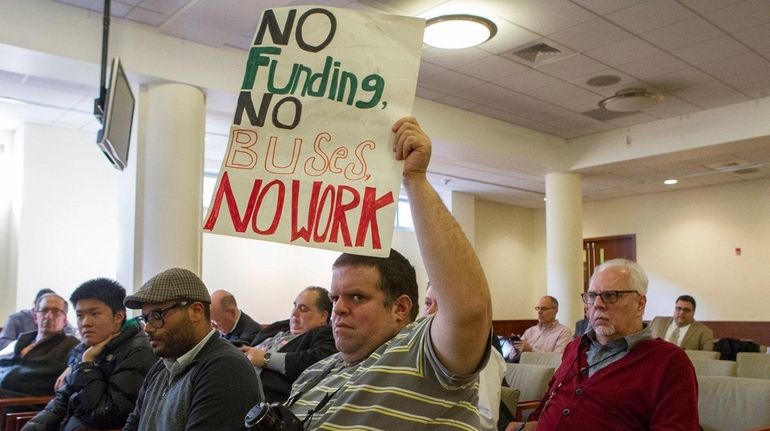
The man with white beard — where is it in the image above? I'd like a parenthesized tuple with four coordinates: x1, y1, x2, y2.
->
(507, 259, 699, 431)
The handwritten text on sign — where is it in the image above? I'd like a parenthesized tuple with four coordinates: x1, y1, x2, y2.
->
(202, 7, 424, 256)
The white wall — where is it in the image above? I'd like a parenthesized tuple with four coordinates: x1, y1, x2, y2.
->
(475, 200, 540, 320)
(0, 130, 14, 319)
(583, 178, 770, 321)
(13, 124, 119, 316)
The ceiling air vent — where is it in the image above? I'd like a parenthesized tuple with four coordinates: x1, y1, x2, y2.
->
(502, 39, 574, 67)
(512, 43, 561, 63)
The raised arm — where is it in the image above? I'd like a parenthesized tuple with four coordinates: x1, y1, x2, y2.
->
(393, 116, 491, 375)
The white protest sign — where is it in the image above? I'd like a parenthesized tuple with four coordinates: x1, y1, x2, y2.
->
(203, 6, 424, 257)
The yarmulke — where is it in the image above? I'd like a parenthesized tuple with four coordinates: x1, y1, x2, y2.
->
(124, 268, 211, 309)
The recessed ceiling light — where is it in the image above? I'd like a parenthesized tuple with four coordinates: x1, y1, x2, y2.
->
(423, 14, 497, 49)
(587, 75, 621, 87)
(599, 88, 662, 112)
(664, 179, 678, 185)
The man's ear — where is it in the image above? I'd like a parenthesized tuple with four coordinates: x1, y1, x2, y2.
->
(392, 295, 413, 322)
(188, 301, 207, 323)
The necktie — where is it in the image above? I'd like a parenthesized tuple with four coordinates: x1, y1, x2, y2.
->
(668, 325, 681, 346)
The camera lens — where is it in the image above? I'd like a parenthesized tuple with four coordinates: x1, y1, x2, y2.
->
(245, 403, 281, 430)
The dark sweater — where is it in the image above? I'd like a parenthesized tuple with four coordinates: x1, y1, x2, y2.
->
(22, 322, 157, 431)
(0, 331, 79, 397)
(124, 333, 263, 431)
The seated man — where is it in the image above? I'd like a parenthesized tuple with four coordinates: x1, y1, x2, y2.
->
(123, 268, 263, 431)
(273, 117, 492, 429)
(210, 289, 261, 346)
(239, 286, 336, 403)
(423, 283, 505, 431)
(513, 296, 572, 355)
(649, 294, 714, 351)
(508, 259, 698, 431)
(0, 293, 79, 397)
(22, 278, 157, 431)
(0, 289, 76, 351)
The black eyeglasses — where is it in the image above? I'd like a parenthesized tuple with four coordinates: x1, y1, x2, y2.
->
(35, 308, 66, 316)
(581, 290, 639, 305)
(136, 301, 190, 329)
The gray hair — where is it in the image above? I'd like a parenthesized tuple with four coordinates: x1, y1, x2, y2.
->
(590, 258, 648, 296)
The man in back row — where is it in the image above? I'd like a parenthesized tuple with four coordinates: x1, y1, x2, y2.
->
(276, 117, 492, 429)
(514, 295, 572, 355)
(508, 259, 698, 431)
(210, 289, 262, 346)
(240, 286, 336, 403)
(649, 294, 714, 351)
(0, 293, 79, 398)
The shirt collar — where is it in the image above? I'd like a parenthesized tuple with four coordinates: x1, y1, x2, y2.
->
(537, 319, 560, 330)
(228, 310, 242, 335)
(163, 329, 217, 374)
(585, 322, 652, 352)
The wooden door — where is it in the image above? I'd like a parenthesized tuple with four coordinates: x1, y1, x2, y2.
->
(583, 234, 636, 291)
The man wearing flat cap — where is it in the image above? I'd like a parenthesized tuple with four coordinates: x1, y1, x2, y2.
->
(123, 268, 263, 431)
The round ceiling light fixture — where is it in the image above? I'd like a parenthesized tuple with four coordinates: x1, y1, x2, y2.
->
(599, 88, 662, 112)
(424, 14, 497, 49)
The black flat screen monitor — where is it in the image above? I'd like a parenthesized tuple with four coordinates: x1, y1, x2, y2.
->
(97, 58, 135, 171)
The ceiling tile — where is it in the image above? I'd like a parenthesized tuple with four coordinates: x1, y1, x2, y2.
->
(420, 46, 489, 69)
(568, 0, 646, 15)
(415, 85, 448, 100)
(548, 18, 633, 52)
(570, 69, 646, 96)
(126, 6, 168, 26)
(525, 81, 597, 103)
(477, 17, 542, 56)
(493, 69, 562, 92)
(697, 52, 770, 81)
(535, 53, 608, 80)
(570, 121, 615, 137)
(453, 82, 511, 103)
(605, 0, 695, 34)
(614, 53, 690, 79)
(486, 90, 551, 114)
(586, 37, 662, 66)
(435, 94, 479, 110)
(516, 103, 576, 121)
(733, 22, 770, 50)
(512, 0, 597, 35)
(654, 160, 713, 176)
(419, 70, 486, 92)
(705, 0, 770, 33)
(454, 55, 528, 82)
(136, 0, 188, 15)
(672, 36, 750, 65)
(675, 80, 750, 108)
(676, 0, 745, 14)
(52, 110, 96, 129)
(554, 93, 602, 111)
(550, 112, 604, 128)
(644, 67, 714, 92)
(640, 17, 725, 51)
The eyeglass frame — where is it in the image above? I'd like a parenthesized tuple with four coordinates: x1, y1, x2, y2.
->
(35, 307, 66, 316)
(534, 306, 556, 312)
(581, 290, 640, 305)
(136, 301, 191, 329)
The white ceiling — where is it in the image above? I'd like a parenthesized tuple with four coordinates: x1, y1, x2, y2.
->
(1, 0, 769, 208)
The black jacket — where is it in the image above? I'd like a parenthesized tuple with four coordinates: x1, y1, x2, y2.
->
(223, 310, 261, 347)
(256, 323, 337, 403)
(22, 321, 157, 431)
(0, 331, 79, 397)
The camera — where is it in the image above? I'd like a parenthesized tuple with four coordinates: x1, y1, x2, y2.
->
(245, 402, 304, 431)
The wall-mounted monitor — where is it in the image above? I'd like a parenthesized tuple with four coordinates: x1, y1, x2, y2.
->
(96, 58, 135, 171)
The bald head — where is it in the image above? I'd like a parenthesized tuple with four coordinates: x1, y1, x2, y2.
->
(210, 290, 239, 335)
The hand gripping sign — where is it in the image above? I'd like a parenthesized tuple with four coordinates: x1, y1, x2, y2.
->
(203, 6, 424, 257)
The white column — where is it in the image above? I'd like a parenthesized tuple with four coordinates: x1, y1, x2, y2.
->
(124, 83, 205, 290)
(545, 172, 583, 328)
(441, 190, 476, 247)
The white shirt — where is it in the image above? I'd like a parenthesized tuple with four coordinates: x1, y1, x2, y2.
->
(664, 321, 691, 346)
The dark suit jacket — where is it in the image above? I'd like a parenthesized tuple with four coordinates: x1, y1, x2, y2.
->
(649, 316, 714, 351)
(223, 310, 261, 347)
(254, 323, 337, 403)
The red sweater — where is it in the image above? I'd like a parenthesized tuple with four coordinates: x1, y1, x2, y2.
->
(531, 337, 699, 430)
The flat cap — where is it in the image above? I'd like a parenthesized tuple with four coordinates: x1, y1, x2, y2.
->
(124, 268, 211, 309)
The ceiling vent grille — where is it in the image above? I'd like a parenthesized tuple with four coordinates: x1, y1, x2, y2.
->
(501, 39, 574, 67)
(512, 43, 561, 63)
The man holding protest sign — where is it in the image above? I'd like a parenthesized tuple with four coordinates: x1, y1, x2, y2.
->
(257, 117, 493, 430)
